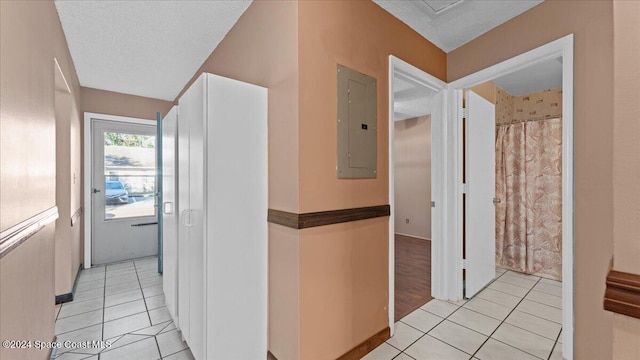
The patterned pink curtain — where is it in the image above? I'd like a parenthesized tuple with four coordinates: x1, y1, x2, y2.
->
(495, 118, 562, 280)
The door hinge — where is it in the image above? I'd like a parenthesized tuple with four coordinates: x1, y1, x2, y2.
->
(493, 197, 501, 206)
(463, 108, 469, 118)
(462, 183, 468, 194)
(431, 201, 436, 208)
(462, 259, 466, 269)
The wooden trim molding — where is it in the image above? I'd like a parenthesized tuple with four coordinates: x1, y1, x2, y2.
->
(0, 206, 58, 259)
(604, 269, 640, 319)
(337, 327, 390, 360)
(267, 205, 390, 229)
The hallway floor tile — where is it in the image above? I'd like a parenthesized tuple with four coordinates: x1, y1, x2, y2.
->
(53, 257, 193, 360)
(368, 269, 563, 360)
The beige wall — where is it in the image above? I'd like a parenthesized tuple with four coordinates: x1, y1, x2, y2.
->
(171, 1, 301, 358)
(296, 1, 446, 358)
(394, 116, 432, 239)
(0, 226, 56, 360)
(54, 7, 84, 297)
(0, 1, 76, 359)
(175, 0, 300, 214)
(612, 1, 640, 358)
(82, 87, 173, 121)
(470, 82, 497, 104)
(448, 1, 614, 358)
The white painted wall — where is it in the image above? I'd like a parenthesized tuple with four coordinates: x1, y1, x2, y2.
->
(393, 115, 431, 239)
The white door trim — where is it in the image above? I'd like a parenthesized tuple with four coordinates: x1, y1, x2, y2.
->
(388, 56, 448, 334)
(83, 112, 156, 269)
(447, 34, 574, 359)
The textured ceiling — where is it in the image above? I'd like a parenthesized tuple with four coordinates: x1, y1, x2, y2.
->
(373, 0, 543, 52)
(55, 0, 252, 101)
(493, 57, 563, 96)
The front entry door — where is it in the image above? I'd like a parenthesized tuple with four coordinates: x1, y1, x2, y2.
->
(464, 90, 496, 298)
(91, 119, 158, 265)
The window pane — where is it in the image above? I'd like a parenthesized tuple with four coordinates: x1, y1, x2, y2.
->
(104, 132, 156, 220)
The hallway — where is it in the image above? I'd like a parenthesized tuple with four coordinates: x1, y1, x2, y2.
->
(52, 257, 193, 360)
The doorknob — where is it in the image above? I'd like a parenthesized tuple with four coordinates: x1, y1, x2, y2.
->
(93, 188, 101, 194)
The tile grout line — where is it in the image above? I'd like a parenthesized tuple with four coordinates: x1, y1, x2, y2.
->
(392, 269, 560, 359)
(134, 259, 165, 360)
(396, 270, 560, 360)
(392, 298, 479, 356)
(469, 275, 550, 360)
(133, 260, 154, 327)
(547, 326, 563, 360)
(388, 269, 512, 357)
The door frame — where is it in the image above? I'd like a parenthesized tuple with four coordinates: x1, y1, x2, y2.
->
(387, 56, 449, 334)
(83, 112, 157, 269)
(448, 34, 574, 359)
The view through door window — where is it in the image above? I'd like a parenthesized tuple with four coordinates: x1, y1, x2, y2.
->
(104, 131, 156, 219)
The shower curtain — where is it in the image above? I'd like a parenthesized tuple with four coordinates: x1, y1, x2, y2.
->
(495, 117, 562, 280)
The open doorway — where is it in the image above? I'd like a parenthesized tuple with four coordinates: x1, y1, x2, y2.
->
(392, 72, 437, 321)
(449, 35, 574, 359)
(387, 56, 448, 333)
(384, 35, 573, 360)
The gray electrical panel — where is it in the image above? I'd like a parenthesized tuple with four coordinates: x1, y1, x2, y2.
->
(337, 64, 377, 179)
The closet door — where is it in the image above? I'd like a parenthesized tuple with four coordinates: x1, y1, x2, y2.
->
(187, 75, 207, 360)
(177, 104, 190, 340)
(162, 106, 179, 324)
(205, 74, 267, 359)
(176, 78, 200, 343)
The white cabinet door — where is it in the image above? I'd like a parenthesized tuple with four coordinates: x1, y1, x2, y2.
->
(162, 106, 178, 324)
(206, 74, 267, 360)
(465, 90, 496, 298)
(177, 75, 207, 358)
(176, 73, 267, 360)
(176, 104, 190, 342)
(188, 76, 206, 360)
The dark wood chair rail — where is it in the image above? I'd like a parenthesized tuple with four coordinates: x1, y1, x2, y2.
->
(268, 205, 390, 229)
(604, 269, 640, 319)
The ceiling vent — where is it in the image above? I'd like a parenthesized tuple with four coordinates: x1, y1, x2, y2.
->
(421, 0, 465, 17)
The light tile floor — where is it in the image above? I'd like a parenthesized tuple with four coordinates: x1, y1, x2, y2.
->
(53, 257, 193, 360)
(364, 268, 563, 360)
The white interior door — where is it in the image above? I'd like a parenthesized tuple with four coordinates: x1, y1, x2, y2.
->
(430, 89, 446, 298)
(464, 90, 496, 298)
(91, 120, 158, 265)
(162, 106, 178, 324)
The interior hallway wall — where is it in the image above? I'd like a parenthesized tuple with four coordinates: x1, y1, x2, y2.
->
(0, 1, 82, 359)
(297, 1, 445, 358)
(53, 6, 84, 298)
(394, 116, 432, 239)
(448, 1, 614, 358)
(173, 2, 300, 359)
(612, 1, 640, 358)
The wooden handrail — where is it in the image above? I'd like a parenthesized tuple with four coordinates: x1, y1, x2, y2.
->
(0, 206, 58, 258)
